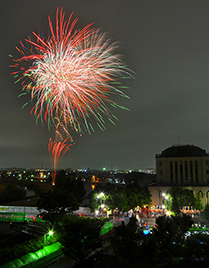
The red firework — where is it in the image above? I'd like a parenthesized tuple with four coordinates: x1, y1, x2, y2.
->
(10, 7, 130, 134)
(48, 137, 73, 185)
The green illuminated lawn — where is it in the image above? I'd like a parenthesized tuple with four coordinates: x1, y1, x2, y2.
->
(189, 227, 209, 231)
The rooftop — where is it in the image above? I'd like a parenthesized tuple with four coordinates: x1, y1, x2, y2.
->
(156, 144, 209, 158)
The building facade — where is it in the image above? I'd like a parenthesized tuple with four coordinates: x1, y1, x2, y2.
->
(156, 144, 209, 186)
(149, 145, 209, 207)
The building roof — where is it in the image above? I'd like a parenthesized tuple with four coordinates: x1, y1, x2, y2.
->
(157, 145, 209, 158)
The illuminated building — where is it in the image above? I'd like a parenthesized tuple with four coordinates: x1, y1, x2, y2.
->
(150, 145, 209, 207)
(156, 145, 209, 185)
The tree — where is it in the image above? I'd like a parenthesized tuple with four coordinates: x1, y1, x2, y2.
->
(194, 192, 204, 211)
(0, 183, 26, 203)
(180, 189, 196, 207)
(87, 184, 106, 213)
(125, 186, 152, 211)
(183, 233, 206, 263)
(151, 214, 193, 266)
(37, 189, 79, 223)
(204, 203, 209, 221)
(164, 190, 181, 216)
(165, 186, 196, 215)
(88, 183, 151, 215)
(37, 170, 86, 224)
(88, 183, 129, 214)
(110, 217, 142, 264)
(55, 170, 86, 204)
(105, 186, 129, 214)
(60, 216, 107, 264)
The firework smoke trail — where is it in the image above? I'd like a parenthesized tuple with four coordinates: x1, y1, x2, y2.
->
(48, 137, 73, 185)
(10, 7, 131, 134)
(48, 121, 73, 185)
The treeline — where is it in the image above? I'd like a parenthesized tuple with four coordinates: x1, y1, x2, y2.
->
(0, 183, 26, 203)
(0, 180, 52, 203)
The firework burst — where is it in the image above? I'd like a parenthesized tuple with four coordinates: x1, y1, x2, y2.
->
(10, 7, 131, 134)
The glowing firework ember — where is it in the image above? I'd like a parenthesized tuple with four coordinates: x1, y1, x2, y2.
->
(48, 137, 73, 185)
(10, 7, 131, 134)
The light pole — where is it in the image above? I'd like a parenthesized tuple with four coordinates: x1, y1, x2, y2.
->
(44, 229, 54, 245)
(162, 193, 170, 215)
(96, 192, 106, 216)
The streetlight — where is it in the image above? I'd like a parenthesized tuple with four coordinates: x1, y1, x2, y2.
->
(48, 230, 54, 236)
(96, 192, 106, 216)
(166, 211, 171, 216)
(44, 229, 54, 245)
(162, 193, 171, 215)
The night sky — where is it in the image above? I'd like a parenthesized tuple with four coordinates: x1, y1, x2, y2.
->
(1, 0, 209, 171)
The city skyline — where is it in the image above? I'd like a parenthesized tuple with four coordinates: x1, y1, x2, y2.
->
(2, 1, 209, 170)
